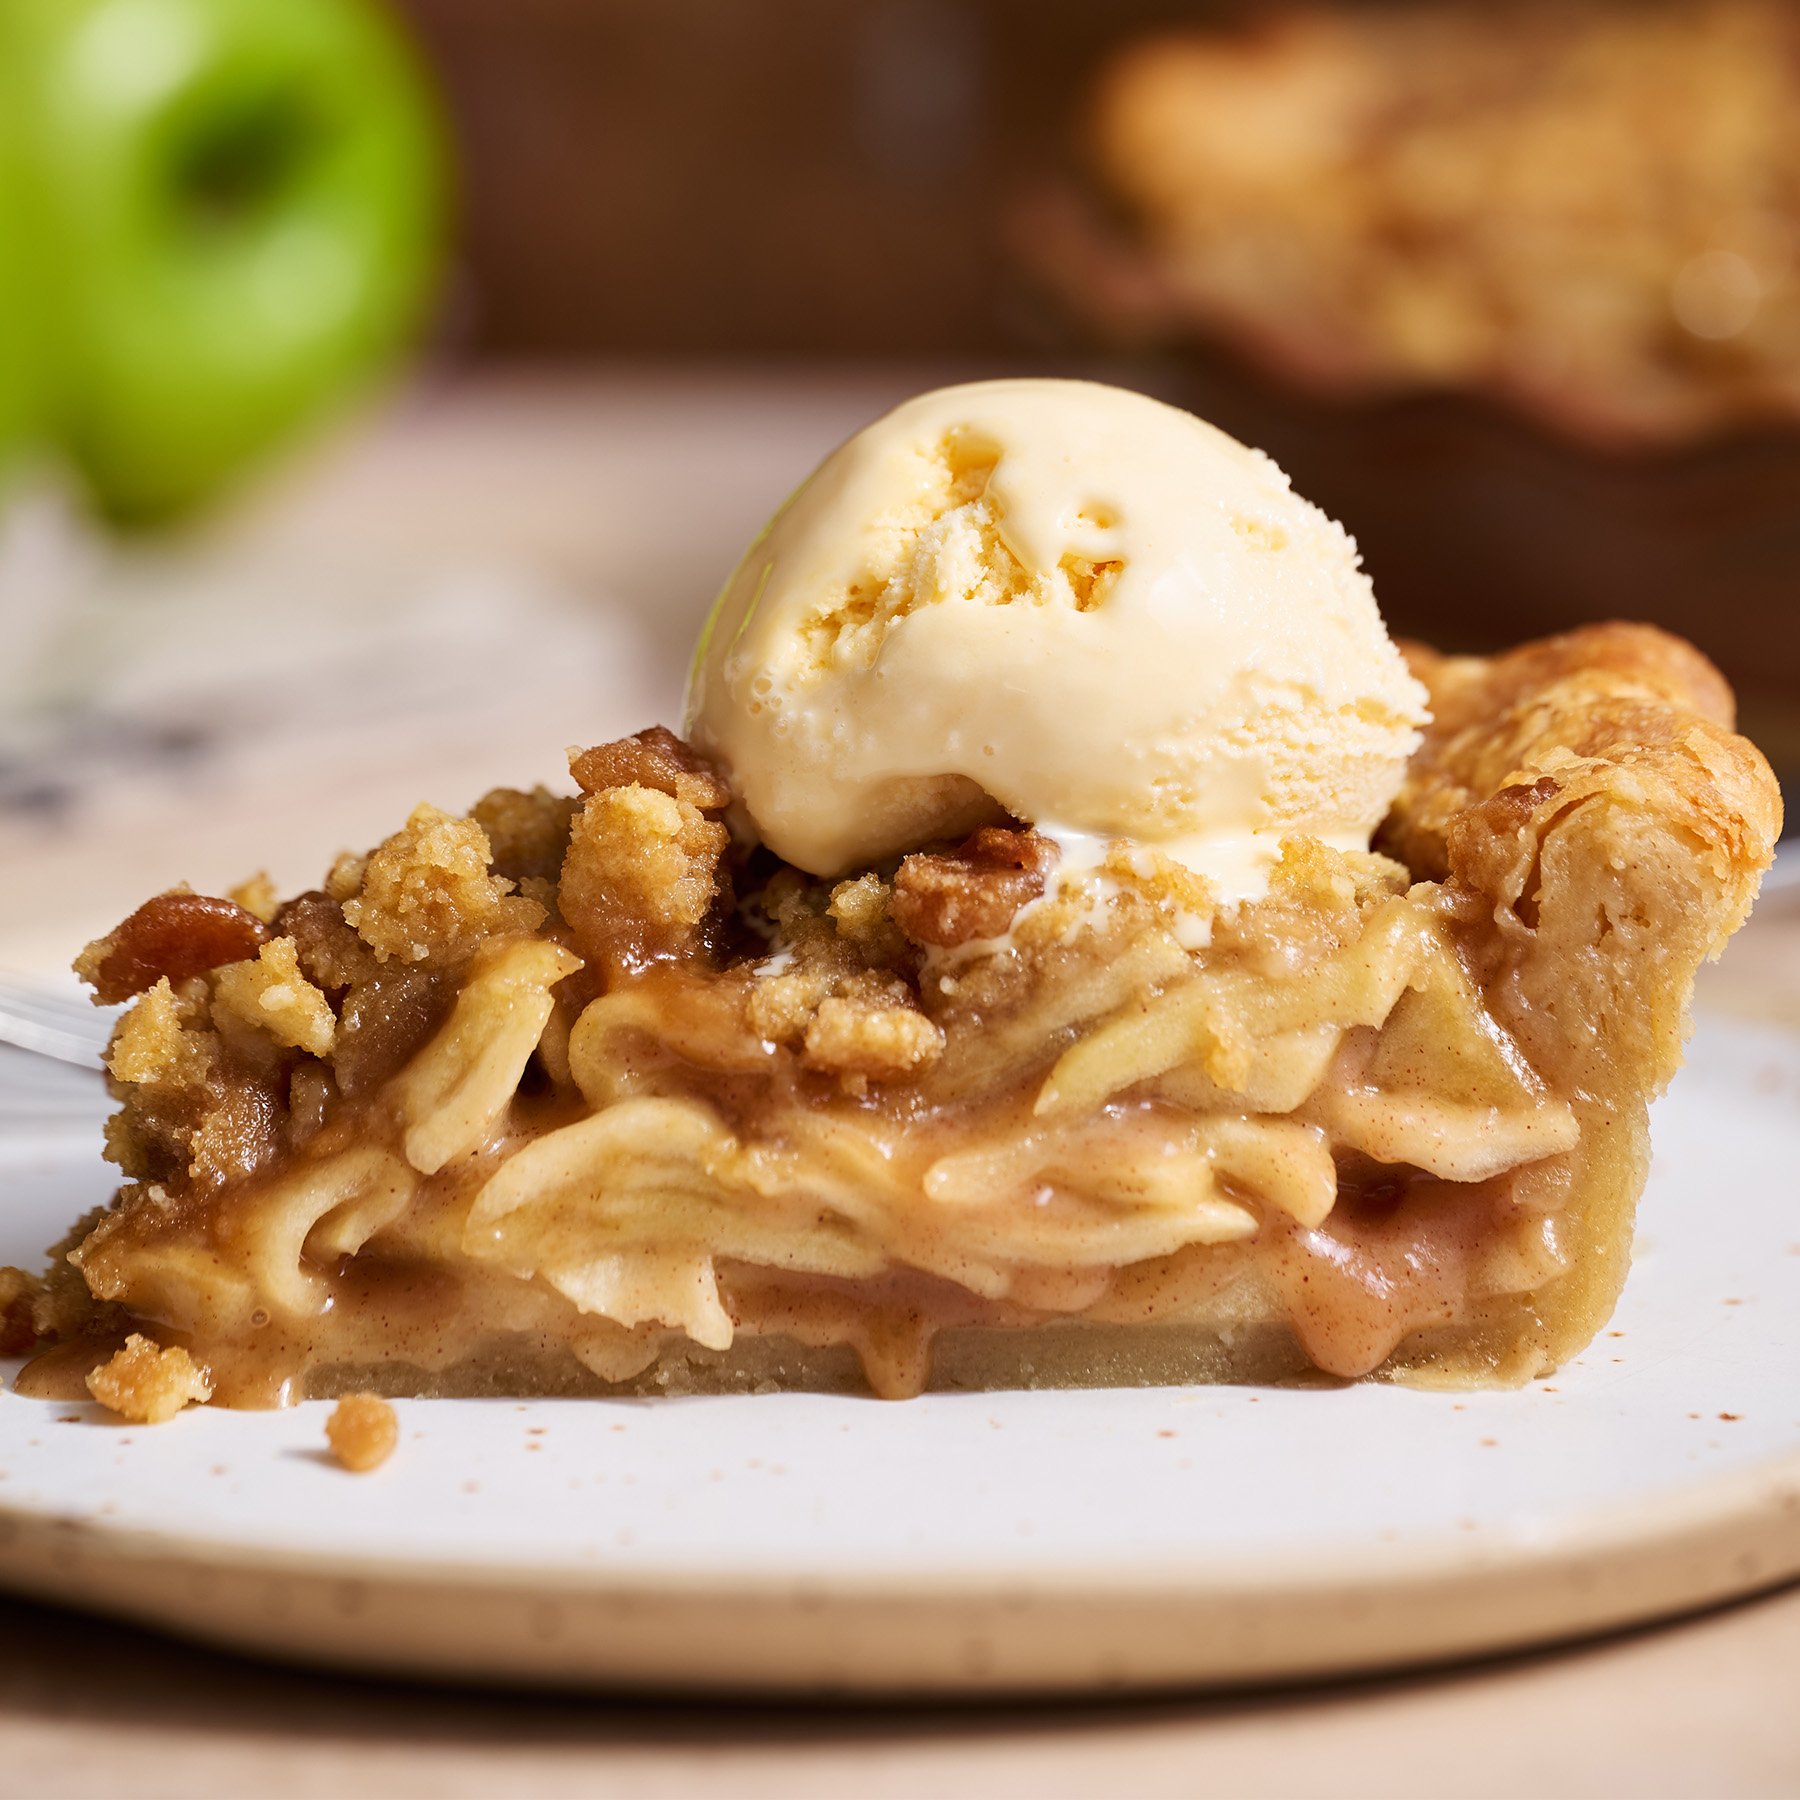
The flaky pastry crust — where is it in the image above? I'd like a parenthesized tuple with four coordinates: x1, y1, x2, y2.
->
(1379, 623, 1780, 1374)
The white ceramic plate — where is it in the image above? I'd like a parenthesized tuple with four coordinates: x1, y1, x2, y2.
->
(2, 1012, 1798, 1695)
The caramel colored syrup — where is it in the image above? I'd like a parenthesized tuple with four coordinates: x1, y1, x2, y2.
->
(1265, 1175, 1499, 1378)
(15, 1337, 121, 1402)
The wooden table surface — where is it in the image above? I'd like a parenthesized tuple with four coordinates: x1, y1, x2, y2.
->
(2, 368, 1795, 1799)
(2, 1582, 1798, 1800)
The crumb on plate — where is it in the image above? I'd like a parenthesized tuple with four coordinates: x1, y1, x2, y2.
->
(86, 1334, 212, 1423)
(326, 1393, 398, 1472)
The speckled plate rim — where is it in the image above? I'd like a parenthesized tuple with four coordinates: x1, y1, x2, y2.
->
(2, 1446, 1796, 1692)
(4, 984, 1798, 1693)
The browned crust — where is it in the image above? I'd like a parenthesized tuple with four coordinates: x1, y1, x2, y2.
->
(1384, 621, 1777, 899)
(1378, 621, 1782, 1378)
(1386, 619, 1781, 1100)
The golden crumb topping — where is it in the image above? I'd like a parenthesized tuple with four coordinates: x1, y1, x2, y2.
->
(227, 871, 282, 925)
(470, 785, 580, 883)
(212, 937, 338, 1059)
(107, 978, 213, 1089)
(826, 872, 911, 965)
(343, 804, 544, 966)
(86, 1334, 212, 1423)
(325, 1393, 398, 1472)
(738, 867, 941, 1092)
(562, 783, 729, 975)
(801, 980, 945, 1091)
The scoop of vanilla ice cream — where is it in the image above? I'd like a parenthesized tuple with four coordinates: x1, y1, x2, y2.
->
(685, 379, 1429, 891)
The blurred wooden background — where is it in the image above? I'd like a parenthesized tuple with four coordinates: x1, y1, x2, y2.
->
(395, 0, 1206, 357)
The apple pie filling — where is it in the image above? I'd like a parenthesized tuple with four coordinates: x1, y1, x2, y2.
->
(7, 718, 1602, 1406)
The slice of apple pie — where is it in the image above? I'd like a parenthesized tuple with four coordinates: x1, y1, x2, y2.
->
(3, 382, 1781, 1413)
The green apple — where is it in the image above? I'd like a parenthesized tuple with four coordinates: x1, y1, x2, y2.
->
(16, 0, 447, 525)
(0, 63, 51, 491)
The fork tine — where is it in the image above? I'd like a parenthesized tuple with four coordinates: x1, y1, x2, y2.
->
(0, 973, 113, 1069)
(0, 976, 100, 1019)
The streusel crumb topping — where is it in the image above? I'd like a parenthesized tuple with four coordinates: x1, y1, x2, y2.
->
(326, 1393, 398, 1472)
(86, 1334, 211, 1424)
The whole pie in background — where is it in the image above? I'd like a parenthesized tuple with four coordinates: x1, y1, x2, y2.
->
(2, 382, 1782, 1416)
(1071, 0, 1800, 447)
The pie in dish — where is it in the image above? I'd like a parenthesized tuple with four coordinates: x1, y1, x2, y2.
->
(3, 382, 1782, 1414)
(1059, 0, 1800, 446)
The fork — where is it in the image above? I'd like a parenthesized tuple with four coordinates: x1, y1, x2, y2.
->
(0, 974, 112, 1070)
